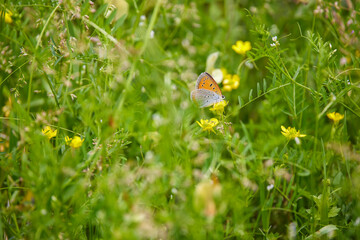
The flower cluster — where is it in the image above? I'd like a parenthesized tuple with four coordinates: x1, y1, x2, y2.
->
(327, 112, 344, 124)
(222, 73, 240, 92)
(42, 126, 84, 148)
(2, 11, 13, 24)
(65, 136, 84, 149)
(270, 36, 280, 47)
(197, 118, 219, 134)
(281, 126, 306, 141)
(42, 126, 57, 139)
(210, 101, 228, 115)
(232, 41, 252, 55)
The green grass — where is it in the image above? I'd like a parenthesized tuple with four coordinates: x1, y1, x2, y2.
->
(1, 0, 360, 239)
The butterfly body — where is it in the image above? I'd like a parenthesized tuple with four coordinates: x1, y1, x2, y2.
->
(191, 72, 225, 108)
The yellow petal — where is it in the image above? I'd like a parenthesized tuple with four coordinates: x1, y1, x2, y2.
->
(223, 79, 230, 85)
(65, 136, 72, 145)
(221, 68, 227, 77)
(232, 45, 240, 53)
(232, 74, 240, 82)
(42, 126, 51, 134)
(244, 41, 252, 51)
(4, 12, 13, 24)
(223, 85, 232, 92)
(232, 81, 239, 89)
(326, 112, 335, 119)
(210, 118, 219, 126)
(70, 136, 84, 148)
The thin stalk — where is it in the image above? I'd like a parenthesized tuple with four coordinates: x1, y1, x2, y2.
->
(27, 3, 60, 113)
(115, 0, 162, 116)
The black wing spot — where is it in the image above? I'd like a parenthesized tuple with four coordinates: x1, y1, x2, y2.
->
(210, 83, 213, 87)
(213, 87, 215, 90)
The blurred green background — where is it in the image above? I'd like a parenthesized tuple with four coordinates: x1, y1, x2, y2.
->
(1, 0, 360, 239)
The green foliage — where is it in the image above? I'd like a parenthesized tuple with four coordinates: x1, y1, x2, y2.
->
(1, 0, 360, 239)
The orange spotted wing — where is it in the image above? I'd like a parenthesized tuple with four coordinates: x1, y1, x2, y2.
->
(191, 72, 225, 108)
(196, 72, 223, 96)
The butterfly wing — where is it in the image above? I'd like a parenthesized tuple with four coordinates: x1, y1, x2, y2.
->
(196, 72, 223, 96)
(191, 89, 223, 108)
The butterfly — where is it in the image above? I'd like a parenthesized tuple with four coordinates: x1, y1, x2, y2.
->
(191, 72, 225, 108)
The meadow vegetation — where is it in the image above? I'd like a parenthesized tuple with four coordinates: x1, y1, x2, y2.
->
(1, 0, 360, 239)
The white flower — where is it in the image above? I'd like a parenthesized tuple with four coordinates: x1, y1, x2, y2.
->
(271, 36, 280, 47)
(266, 184, 274, 191)
(205, 52, 219, 73)
(331, 93, 336, 101)
(70, 93, 77, 100)
(211, 68, 223, 84)
(152, 113, 165, 127)
(340, 57, 347, 66)
(355, 217, 360, 226)
(245, 60, 254, 69)
(145, 151, 154, 161)
(288, 222, 297, 239)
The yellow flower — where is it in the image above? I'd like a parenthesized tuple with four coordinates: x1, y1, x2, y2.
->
(327, 112, 344, 124)
(210, 101, 228, 115)
(222, 74, 240, 92)
(281, 126, 306, 140)
(197, 118, 219, 134)
(2, 11, 13, 24)
(221, 68, 227, 77)
(65, 136, 84, 148)
(70, 136, 84, 148)
(65, 136, 72, 145)
(42, 126, 57, 139)
(232, 40, 251, 55)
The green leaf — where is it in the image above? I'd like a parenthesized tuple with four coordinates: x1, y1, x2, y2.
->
(257, 82, 261, 95)
(111, 14, 127, 34)
(105, 8, 118, 26)
(263, 78, 267, 92)
(93, 4, 108, 20)
(238, 96, 243, 107)
(305, 225, 338, 240)
(328, 206, 340, 218)
(249, 89, 253, 101)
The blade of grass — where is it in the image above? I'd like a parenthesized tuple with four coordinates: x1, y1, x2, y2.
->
(26, 3, 61, 113)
